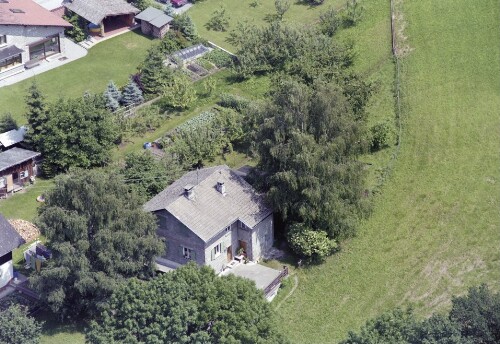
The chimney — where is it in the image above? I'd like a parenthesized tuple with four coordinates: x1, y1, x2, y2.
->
(184, 184, 194, 199)
(216, 181, 225, 195)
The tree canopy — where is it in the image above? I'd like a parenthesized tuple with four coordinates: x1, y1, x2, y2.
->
(0, 305, 42, 344)
(30, 169, 164, 318)
(25, 90, 118, 177)
(87, 263, 287, 344)
(341, 285, 500, 344)
(249, 77, 370, 240)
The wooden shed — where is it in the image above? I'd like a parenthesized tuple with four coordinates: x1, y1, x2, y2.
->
(135, 7, 173, 38)
(0, 147, 40, 197)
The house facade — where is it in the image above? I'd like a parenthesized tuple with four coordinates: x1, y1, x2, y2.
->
(144, 165, 275, 273)
(0, 214, 24, 289)
(0, 0, 71, 79)
(0, 147, 40, 197)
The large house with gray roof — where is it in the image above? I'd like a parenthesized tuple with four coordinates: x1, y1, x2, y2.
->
(144, 165, 275, 273)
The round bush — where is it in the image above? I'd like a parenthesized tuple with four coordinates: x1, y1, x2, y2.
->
(287, 223, 337, 263)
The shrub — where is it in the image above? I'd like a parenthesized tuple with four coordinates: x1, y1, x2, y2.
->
(217, 93, 250, 112)
(287, 223, 337, 263)
(370, 119, 395, 151)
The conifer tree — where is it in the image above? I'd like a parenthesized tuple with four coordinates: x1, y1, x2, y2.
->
(140, 46, 173, 95)
(24, 82, 47, 151)
(103, 80, 122, 111)
(121, 79, 144, 106)
(164, 1, 174, 16)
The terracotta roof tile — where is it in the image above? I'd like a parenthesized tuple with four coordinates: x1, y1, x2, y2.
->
(0, 0, 71, 27)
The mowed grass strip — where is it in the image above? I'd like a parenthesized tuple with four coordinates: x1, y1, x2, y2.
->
(189, 0, 345, 51)
(275, 0, 500, 343)
(0, 31, 155, 122)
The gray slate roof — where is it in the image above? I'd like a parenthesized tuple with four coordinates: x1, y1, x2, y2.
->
(0, 213, 24, 256)
(0, 45, 24, 62)
(0, 127, 26, 148)
(135, 6, 172, 28)
(0, 147, 40, 172)
(63, 0, 139, 24)
(144, 165, 272, 242)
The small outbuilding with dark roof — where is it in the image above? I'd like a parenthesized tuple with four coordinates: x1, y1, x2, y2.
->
(0, 213, 24, 288)
(0, 147, 40, 197)
(135, 7, 173, 38)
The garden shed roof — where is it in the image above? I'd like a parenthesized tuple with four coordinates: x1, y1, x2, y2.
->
(0, 148, 40, 172)
(136, 7, 172, 28)
(63, 0, 139, 24)
(0, 213, 24, 257)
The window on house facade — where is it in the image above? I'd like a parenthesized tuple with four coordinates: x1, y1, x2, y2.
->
(19, 170, 28, 179)
(29, 35, 60, 61)
(238, 221, 249, 231)
(213, 243, 222, 258)
(0, 35, 6, 46)
(0, 54, 21, 72)
(181, 246, 195, 260)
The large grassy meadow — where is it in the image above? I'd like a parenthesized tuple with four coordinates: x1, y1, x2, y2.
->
(0, 31, 155, 121)
(275, 0, 500, 342)
(189, 0, 345, 51)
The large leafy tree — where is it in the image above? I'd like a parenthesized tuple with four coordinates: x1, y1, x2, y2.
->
(30, 94, 117, 177)
(30, 169, 164, 318)
(450, 284, 500, 344)
(251, 77, 369, 240)
(0, 112, 18, 133)
(0, 305, 42, 344)
(87, 263, 287, 344)
(171, 13, 198, 41)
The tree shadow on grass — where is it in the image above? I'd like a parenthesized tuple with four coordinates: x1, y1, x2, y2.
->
(37, 310, 86, 341)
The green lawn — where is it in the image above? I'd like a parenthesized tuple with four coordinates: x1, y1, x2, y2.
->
(0, 30, 155, 122)
(0, 178, 53, 221)
(189, 0, 345, 51)
(275, 0, 500, 342)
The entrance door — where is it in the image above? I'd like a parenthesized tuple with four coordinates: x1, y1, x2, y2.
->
(6, 174, 13, 192)
(226, 246, 232, 262)
(238, 240, 248, 256)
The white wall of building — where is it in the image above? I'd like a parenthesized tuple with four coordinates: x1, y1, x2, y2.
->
(0, 259, 13, 288)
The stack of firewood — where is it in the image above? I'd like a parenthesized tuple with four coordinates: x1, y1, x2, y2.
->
(8, 219, 40, 242)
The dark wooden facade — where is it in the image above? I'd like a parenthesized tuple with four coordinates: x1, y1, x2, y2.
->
(0, 158, 37, 198)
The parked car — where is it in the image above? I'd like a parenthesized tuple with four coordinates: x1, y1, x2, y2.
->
(170, 0, 187, 7)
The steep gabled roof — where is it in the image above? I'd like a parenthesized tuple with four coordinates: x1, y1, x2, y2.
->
(144, 165, 272, 242)
(135, 7, 172, 28)
(0, 147, 40, 172)
(0, 213, 24, 257)
(0, 0, 71, 27)
(63, 0, 139, 25)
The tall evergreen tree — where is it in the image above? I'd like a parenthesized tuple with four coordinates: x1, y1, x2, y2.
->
(120, 79, 144, 106)
(30, 169, 164, 319)
(103, 80, 122, 111)
(164, 1, 174, 16)
(172, 13, 198, 40)
(140, 46, 173, 95)
(24, 82, 47, 150)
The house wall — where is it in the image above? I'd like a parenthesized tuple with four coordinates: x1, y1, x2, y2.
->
(0, 25, 66, 64)
(140, 21, 152, 35)
(251, 214, 274, 261)
(0, 252, 13, 289)
(153, 24, 169, 39)
(237, 222, 253, 259)
(154, 209, 206, 266)
(0, 159, 37, 197)
(204, 223, 236, 273)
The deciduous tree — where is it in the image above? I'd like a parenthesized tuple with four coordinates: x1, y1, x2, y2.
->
(30, 169, 164, 319)
(0, 305, 42, 344)
(87, 263, 287, 344)
(0, 112, 18, 133)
